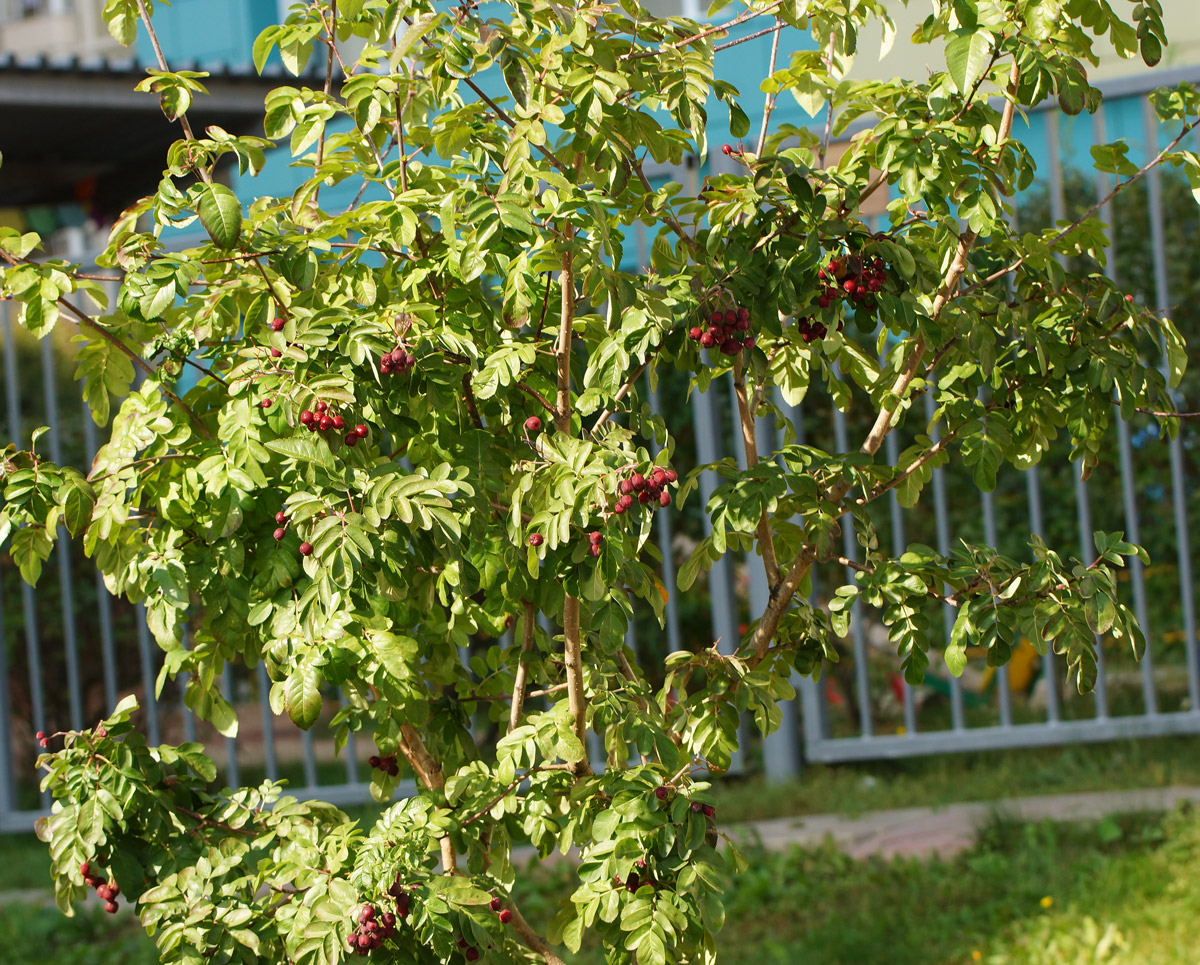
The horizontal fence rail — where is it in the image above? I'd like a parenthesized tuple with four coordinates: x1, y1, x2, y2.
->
(2, 80, 1199, 831)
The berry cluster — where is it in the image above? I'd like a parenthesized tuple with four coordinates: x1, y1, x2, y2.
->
(687, 306, 756, 357)
(379, 347, 417, 376)
(35, 729, 48, 749)
(652, 784, 715, 818)
(455, 937, 481, 962)
(815, 254, 886, 310)
(273, 509, 289, 542)
(614, 857, 657, 894)
(795, 317, 833, 343)
(299, 400, 370, 448)
(80, 862, 120, 914)
(488, 896, 514, 925)
(368, 753, 399, 777)
(346, 904, 398, 957)
(613, 465, 678, 515)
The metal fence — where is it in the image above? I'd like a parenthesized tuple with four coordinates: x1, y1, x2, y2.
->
(2, 73, 1199, 833)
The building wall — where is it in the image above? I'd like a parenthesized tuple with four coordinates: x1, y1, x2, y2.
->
(0, 0, 121, 59)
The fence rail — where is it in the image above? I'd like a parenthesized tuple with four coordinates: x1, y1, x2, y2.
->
(2, 78, 1199, 833)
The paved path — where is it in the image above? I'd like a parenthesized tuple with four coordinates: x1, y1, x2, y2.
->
(724, 785, 1200, 860)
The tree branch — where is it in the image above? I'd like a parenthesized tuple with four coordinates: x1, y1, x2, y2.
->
(397, 722, 456, 872)
(508, 904, 567, 965)
(754, 21, 784, 157)
(732, 355, 780, 589)
(509, 601, 536, 734)
(134, 0, 211, 183)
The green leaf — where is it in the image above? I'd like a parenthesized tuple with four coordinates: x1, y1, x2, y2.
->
(196, 183, 242, 249)
(945, 31, 992, 94)
(285, 665, 323, 729)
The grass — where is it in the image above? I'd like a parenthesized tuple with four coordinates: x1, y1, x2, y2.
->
(3, 806, 1199, 963)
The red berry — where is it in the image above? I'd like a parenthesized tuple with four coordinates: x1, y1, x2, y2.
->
(659, 491, 672, 507)
(300, 409, 315, 425)
(665, 469, 677, 483)
(84, 874, 102, 888)
(318, 415, 333, 431)
(345, 432, 359, 447)
(97, 884, 114, 901)
(817, 295, 831, 308)
(457, 938, 469, 949)
(817, 267, 826, 280)
(721, 143, 732, 155)
(36, 731, 45, 741)
(332, 415, 346, 430)
(843, 278, 857, 294)
(744, 336, 757, 349)
(369, 755, 381, 769)
(700, 332, 715, 348)
(275, 511, 288, 524)
(524, 416, 542, 433)
(637, 491, 651, 504)
(270, 317, 285, 331)
(874, 257, 885, 270)
(630, 473, 645, 491)
(270, 348, 282, 358)
(299, 542, 313, 556)
(702, 803, 716, 818)
(723, 309, 737, 324)
(737, 307, 750, 322)
(688, 326, 703, 340)
(498, 909, 513, 925)
(354, 424, 368, 438)
(261, 398, 272, 409)
(1125, 293, 1134, 302)
(589, 531, 604, 545)
(273, 527, 286, 541)
(395, 894, 411, 917)
(79, 862, 90, 878)
(690, 800, 704, 813)
(466, 948, 480, 962)
(528, 533, 544, 547)
(104, 900, 119, 914)
(39, 738, 48, 748)
(359, 906, 376, 925)
(489, 897, 503, 912)
(613, 501, 627, 515)
(619, 479, 634, 495)
(316, 400, 328, 413)
(654, 786, 669, 801)
(588, 544, 600, 558)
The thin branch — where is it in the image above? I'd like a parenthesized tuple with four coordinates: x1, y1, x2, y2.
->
(627, 0, 785, 61)
(397, 723, 456, 873)
(732, 355, 780, 589)
(591, 356, 651, 434)
(515, 380, 556, 416)
(509, 602, 537, 734)
(312, 0, 338, 207)
(461, 373, 483, 429)
(1136, 408, 1200, 418)
(508, 904, 567, 965)
(754, 21, 784, 157)
(134, 0, 210, 183)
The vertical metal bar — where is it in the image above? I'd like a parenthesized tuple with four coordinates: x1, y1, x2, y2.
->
(832, 403, 872, 738)
(4, 312, 48, 784)
(1024, 467, 1061, 722)
(981, 486, 1013, 726)
(646, 376, 682, 654)
(691, 369, 744, 772)
(81, 403, 118, 711)
(1094, 104, 1157, 716)
(40, 336, 83, 731)
(338, 689, 357, 785)
(257, 662, 278, 782)
(925, 392, 965, 729)
(1143, 98, 1199, 714)
(885, 430, 918, 735)
(301, 727, 319, 790)
(1048, 110, 1112, 718)
(135, 604, 161, 744)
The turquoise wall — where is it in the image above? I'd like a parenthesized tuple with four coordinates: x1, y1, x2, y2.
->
(137, 0, 279, 69)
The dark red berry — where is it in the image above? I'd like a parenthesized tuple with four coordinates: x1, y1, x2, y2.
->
(690, 800, 704, 813)
(490, 897, 503, 912)
(318, 415, 333, 431)
(524, 416, 542, 433)
(737, 306, 750, 322)
(589, 531, 604, 545)
(84, 874, 102, 888)
(528, 533, 544, 547)
(299, 542, 314, 556)
(721, 143, 733, 155)
(352, 424, 367, 438)
(688, 326, 703, 340)
(299, 410, 315, 426)
(654, 786, 670, 801)
(744, 336, 757, 349)
(381, 912, 395, 929)
(874, 257, 885, 270)
(395, 893, 411, 917)
(359, 906, 376, 925)
(386, 760, 398, 776)
(588, 544, 600, 558)
(96, 884, 114, 901)
(316, 400, 328, 413)
(498, 909, 513, 924)
(817, 295, 831, 309)
(638, 491, 651, 504)
(270, 317, 285, 332)
(699, 332, 715, 348)
(723, 309, 737, 324)
(79, 862, 90, 878)
(664, 469, 678, 483)
(104, 900, 118, 914)
(702, 804, 716, 818)
(457, 938, 469, 950)
(271, 348, 282, 358)
(369, 755, 381, 769)
(275, 510, 288, 524)
(273, 527, 286, 541)
(345, 433, 359, 447)
(332, 415, 346, 430)
(613, 501, 627, 515)
(466, 948, 480, 962)
(659, 491, 672, 507)
(261, 398, 273, 409)
(619, 479, 634, 495)
(630, 473, 645, 491)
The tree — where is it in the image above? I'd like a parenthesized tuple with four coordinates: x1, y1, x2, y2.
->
(0, 0, 1193, 961)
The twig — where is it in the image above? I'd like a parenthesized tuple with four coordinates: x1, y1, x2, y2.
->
(312, 0, 338, 207)
(591, 355, 653, 434)
(627, 0, 785, 61)
(509, 602, 537, 733)
(754, 21, 784, 157)
(1136, 408, 1200, 418)
(732, 356, 780, 589)
(134, 0, 211, 183)
(508, 904, 567, 965)
(397, 723, 456, 872)
(555, 227, 575, 430)
(515, 380, 556, 416)
(461, 373, 483, 429)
